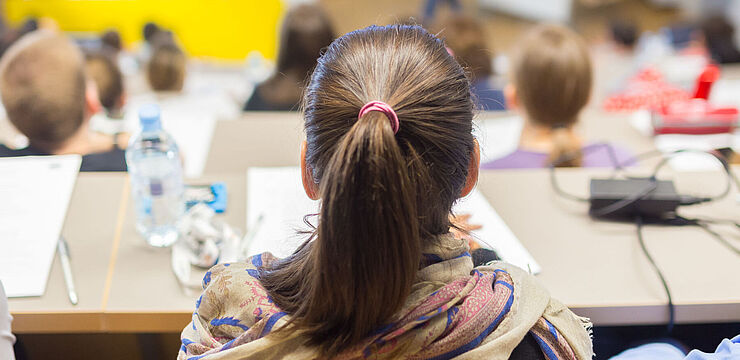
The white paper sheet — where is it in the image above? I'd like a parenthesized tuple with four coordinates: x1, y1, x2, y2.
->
(473, 115, 523, 163)
(0, 155, 81, 297)
(629, 109, 740, 171)
(245, 167, 319, 258)
(245, 167, 540, 273)
(125, 92, 235, 178)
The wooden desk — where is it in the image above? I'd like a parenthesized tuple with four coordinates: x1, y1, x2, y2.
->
(205, 110, 658, 174)
(477, 167, 740, 325)
(8, 173, 128, 333)
(103, 173, 246, 333)
(9, 112, 735, 333)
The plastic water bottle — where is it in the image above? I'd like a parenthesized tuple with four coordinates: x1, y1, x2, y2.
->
(126, 104, 185, 247)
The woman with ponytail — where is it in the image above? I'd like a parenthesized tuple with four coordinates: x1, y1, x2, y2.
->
(180, 25, 593, 360)
(483, 24, 633, 169)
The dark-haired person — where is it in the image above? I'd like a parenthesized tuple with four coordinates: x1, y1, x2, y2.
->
(100, 29, 122, 54)
(180, 24, 593, 359)
(609, 19, 638, 51)
(86, 52, 133, 139)
(435, 15, 506, 111)
(243, 4, 335, 111)
(484, 24, 633, 169)
(0, 32, 126, 171)
(700, 15, 740, 64)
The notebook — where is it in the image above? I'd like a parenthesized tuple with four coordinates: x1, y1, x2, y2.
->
(0, 155, 81, 297)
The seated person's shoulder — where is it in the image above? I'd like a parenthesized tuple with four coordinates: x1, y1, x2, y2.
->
(80, 147, 127, 172)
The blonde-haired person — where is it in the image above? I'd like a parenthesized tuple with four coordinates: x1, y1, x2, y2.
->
(483, 24, 633, 169)
(179, 24, 592, 360)
(0, 31, 126, 171)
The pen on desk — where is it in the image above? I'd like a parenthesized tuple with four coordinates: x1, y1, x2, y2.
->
(57, 236, 78, 305)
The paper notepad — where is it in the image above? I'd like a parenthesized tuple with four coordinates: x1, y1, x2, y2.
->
(0, 155, 81, 297)
(245, 167, 540, 273)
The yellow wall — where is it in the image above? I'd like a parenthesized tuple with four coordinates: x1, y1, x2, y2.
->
(3, 0, 283, 61)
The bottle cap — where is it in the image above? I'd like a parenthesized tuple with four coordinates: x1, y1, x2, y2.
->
(139, 104, 162, 132)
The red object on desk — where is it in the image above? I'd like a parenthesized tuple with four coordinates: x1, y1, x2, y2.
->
(652, 99, 738, 135)
(652, 64, 738, 135)
(692, 64, 720, 100)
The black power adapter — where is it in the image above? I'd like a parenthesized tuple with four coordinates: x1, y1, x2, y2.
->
(589, 178, 683, 219)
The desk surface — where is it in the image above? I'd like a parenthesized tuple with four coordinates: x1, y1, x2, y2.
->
(8, 110, 739, 333)
(8, 174, 128, 333)
(10, 167, 740, 333)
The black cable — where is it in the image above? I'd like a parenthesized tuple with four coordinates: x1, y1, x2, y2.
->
(548, 143, 622, 203)
(695, 221, 740, 256)
(690, 217, 740, 229)
(635, 215, 675, 335)
(650, 149, 737, 203)
(549, 165, 589, 202)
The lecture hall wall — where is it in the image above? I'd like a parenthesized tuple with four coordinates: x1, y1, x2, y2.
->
(3, 0, 283, 61)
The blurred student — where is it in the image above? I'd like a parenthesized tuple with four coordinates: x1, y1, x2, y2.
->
(0, 281, 14, 360)
(147, 36, 186, 93)
(436, 15, 505, 110)
(243, 4, 335, 111)
(100, 29, 122, 54)
(0, 18, 38, 57)
(483, 24, 633, 169)
(180, 24, 592, 360)
(699, 15, 740, 64)
(0, 32, 126, 171)
(86, 52, 133, 140)
(139, 22, 160, 59)
(609, 19, 638, 52)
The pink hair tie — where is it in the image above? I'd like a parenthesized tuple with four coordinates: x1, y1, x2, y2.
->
(358, 101, 400, 134)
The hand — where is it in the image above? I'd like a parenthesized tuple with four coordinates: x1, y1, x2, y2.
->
(449, 213, 482, 250)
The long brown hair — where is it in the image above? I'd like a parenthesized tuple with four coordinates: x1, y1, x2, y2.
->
(434, 15, 493, 81)
(511, 24, 592, 167)
(257, 4, 335, 107)
(259, 25, 475, 356)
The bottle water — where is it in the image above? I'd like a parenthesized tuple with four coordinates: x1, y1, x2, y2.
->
(126, 104, 185, 247)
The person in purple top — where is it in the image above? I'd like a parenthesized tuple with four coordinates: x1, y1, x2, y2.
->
(484, 143, 635, 170)
(482, 24, 634, 170)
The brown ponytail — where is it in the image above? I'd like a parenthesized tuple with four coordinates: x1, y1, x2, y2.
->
(259, 25, 475, 356)
(549, 127, 583, 167)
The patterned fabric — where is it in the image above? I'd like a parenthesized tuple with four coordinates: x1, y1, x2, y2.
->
(179, 235, 593, 360)
(603, 67, 690, 112)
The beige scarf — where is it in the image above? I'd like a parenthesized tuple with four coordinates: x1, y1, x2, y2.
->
(179, 235, 593, 359)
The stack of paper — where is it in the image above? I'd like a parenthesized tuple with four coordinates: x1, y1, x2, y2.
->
(245, 167, 540, 273)
(0, 155, 81, 297)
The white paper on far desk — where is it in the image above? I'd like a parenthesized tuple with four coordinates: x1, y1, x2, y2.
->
(245, 167, 540, 274)
(246, 167, 319, 258)
(0, 155, 81, 297)
(630, 109, 740, 171)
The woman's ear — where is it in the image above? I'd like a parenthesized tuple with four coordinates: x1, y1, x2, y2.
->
(301, 140, 320, 200)
(504, 83, 518, 110)
(461, 139, 480, 197)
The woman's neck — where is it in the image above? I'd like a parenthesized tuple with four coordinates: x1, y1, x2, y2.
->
(518, 118, 581, 152)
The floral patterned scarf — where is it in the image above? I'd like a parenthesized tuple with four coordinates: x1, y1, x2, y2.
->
(179, 235, 593, 359)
